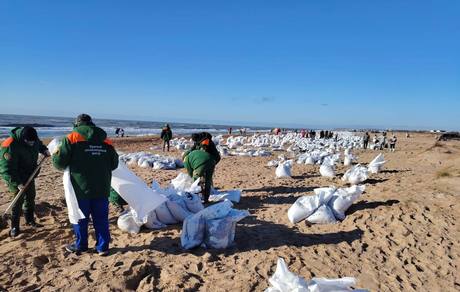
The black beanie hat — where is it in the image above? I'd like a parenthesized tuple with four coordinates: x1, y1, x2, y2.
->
(75, 114, 92, 125)
(22, 126, 38, 141)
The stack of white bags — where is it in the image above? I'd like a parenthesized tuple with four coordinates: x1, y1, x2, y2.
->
(119, 152, 183, 170)
(288, 185, 366, 224)
(265, 258, 368, 292)
(342, 164, 369, 185)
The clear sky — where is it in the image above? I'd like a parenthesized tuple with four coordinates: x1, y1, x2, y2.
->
(1, 1, 459, 130)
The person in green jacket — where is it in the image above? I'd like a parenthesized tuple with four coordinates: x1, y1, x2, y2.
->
(183, 149, 215, 203)
(52, 114, 118, 256)
(109, 188, 127, 213)
(0, 126, 50, 237)
(160, 124, 172, 152)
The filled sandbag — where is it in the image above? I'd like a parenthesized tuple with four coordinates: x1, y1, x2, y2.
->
(287, 190, 334, 223)
(319, 157, 336, 177)
(183, 192, 205, 213)
(111, 163, 167, 222)
(117, 209, 143, 234)
(154, 202, 178, 225)
(166, 200, 194, 222)
(170, 173, 201, 193)
(181, 200, 234, 249)
(276, 160, 292, 178)
(342, 164, 369, 185)
(204, 209, 249, 249)
(306, 205, 337, 224)
(368, 153, 386, 174)
(144, 210, 167, 229)
(328, 185, 365, 220)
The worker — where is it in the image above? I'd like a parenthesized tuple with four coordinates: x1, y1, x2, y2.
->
(0, 126, 50, 237)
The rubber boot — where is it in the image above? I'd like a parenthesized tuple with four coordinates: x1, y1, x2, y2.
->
(25, 209, 42, 228)
(10, 210, 21, 237)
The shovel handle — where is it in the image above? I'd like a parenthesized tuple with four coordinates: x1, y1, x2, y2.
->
(3, 156, 48, 216)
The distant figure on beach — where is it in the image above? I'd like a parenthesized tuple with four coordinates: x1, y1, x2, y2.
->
(120, 128, 125, 137)
(320, 130, 324, 139)
(301, 129, 306, 138)
(363, 132, 370, 149)
(389, 135, 397, 152)
(406, 132, 410, 138)
(160, 124, 172, 152)
(52, 114, 118, 256)
(115, 128, 120, 137)
(373, 134, 379, 150)
(0, 126, 50, 237)
(228, 127, 232, 135)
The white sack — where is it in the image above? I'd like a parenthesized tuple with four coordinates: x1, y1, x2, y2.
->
(287, 190, 334, 223)
(319, 164, 336, 177)
(111, 163, 167, 222)
(181, 200, 234, 249)
(144, 210, 167, 229)
(117, 209, 143, 234)
(204, 209, 249, 249)
(265, 258, 309, 292)
(209, 189, 241, 203)
(368, 153, 386, 174)
(328, 185, 365, 220)
(155, 202, 178, 225)
(63, 168, 86, 224)
(342, 165, 369, 185)
(276, 160, 292, 178)
(306, 205, 337, 224)
(166, 200, 194, 222)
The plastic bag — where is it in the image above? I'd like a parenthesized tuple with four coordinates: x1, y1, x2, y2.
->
(63, 168, 86, 224)
(265, 258, 309, 292)
(144, 210, 167, 229)
(166, 200, 194, 221)
(368, 153, 385, 174)
(209, 189, 241, 203)
(170, 173, 201, 193)
(287, 190, 334, 223)
(342, 165, 369, 185)
(155, 202, 178, 225)
(328, 185, 365, 220)
(111, 163, 167, 222)
(183, 192, 205, 213)
(276, 160, 292, 178)
(117, 209, 143, 234)
(306, 205, 337, 224)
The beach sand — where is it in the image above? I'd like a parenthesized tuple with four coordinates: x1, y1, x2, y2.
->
(0, 133, 459, 291)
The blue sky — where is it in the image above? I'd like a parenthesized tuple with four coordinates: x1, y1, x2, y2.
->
(0, 1, 459, 130)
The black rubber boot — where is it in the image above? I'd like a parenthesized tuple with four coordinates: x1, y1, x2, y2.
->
(10, 211, 21, 238)
(25, 209, 43, 228)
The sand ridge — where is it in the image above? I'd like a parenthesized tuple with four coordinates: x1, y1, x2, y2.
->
(0, 133, 459, 291)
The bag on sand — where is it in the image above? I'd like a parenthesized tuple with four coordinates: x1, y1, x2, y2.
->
(306, 205, 337, 224)
(342, 164, 369, 185)
(328, 185, 365, 220)
(117, 209, 143, 234)
(287, 189, 334, 224)
(111, 163, 167, 222)
(265, 258, 367, 292)
(154, 202, 179, 225)
(170, 172, 201, 193)
(209, 189, 241, 203)
(276, 160, 292, 178)
(144, 210, 167, 229)
(368, 153, 386, 174)
(319, 157, 336, 177)
(204, 209, 249, 249)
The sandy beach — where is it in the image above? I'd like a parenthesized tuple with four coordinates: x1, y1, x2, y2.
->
(0, 133, 459, 291)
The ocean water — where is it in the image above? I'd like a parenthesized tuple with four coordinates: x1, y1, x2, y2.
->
(0, 114, 269, 139)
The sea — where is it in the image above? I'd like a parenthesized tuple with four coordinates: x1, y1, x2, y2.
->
(0, 114, 270, 139)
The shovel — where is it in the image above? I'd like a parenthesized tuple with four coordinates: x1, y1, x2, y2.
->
(0, 155, 48, 228)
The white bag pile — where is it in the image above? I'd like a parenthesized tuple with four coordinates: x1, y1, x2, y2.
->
(288, 185, 366, 224)
(342, 164, 369, 185)
(319, 157, 336, 177)
(120, 152, 183, 170)
(368, 153, 386, 174)
(265, 258, 368, 292)
(276, 160, 293, 178)
(181, 200, 250, 249)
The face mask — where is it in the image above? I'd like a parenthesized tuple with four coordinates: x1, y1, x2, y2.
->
(24, 140, 35, 147)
